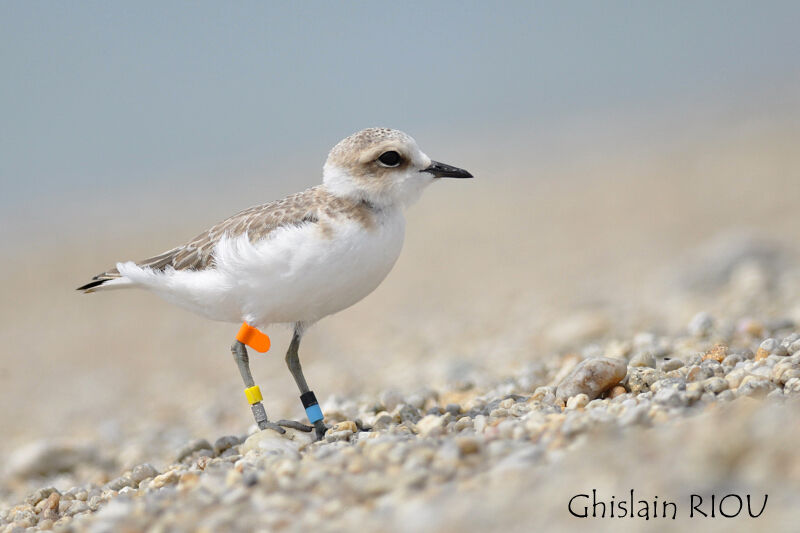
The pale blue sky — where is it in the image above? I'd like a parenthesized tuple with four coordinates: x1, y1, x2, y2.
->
(2, 1, 799, 213)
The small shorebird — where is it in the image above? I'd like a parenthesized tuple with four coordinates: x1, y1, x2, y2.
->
(78, 128, 472, 439)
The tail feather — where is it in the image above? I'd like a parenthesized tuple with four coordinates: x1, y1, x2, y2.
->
(76, 279, 108, 292)
(79, 247, 182, 293)
(77, 268, 127, 293)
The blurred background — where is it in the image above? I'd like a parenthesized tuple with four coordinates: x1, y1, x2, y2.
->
(1, 0, 800, 513)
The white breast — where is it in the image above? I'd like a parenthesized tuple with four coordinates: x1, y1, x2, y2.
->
(119, 207, 406, 328)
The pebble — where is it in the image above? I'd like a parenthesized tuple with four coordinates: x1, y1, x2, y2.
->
(565, 394, 589, 410)
(789, 339, 800, 355)
(702, 377, 729, 394)
(130, 463, 159, 484)
(150, 470, 181, 489)
(213, 435, 242, 456)
(415, 415, 445, 437)
(737, 376, 773, 397)
(555, 357, 627, 401)
(176, 439, 214, 463)
(661, 358, 684, 371)
(25, 487, 58, 506)
(607, 385, 627, 399)
(703, 344, 728, 362)
(104, 475, 135, 491)
(626, 367, 661, 393)
(41, 491, 60, 521)
(241, 430, 302, 456)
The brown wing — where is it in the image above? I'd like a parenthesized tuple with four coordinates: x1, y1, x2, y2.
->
(78, 186, 328, 291)
(168, 187, 325, 271)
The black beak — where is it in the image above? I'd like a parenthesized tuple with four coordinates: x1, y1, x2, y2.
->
(420, 160, 473, 179)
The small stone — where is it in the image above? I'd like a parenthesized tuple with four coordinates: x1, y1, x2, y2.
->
(758, 338, 780, 353)
(64, 501, 88, 517)
(176, 439, 213, 462)
(717, 389, 736, 402)
(331, 421, 357, 433)
(530, 386, 557, 404)
(395, 404, 422, 423)
(454, 416, 473, 432)
(725, 368, 749, 389)
(415, 414, 445, 437)
(650, 377, 686, 394)
(654, 387, 688, 408)
(42, 492, 60, 521)
(755, 348, 770, 361)
(150, 469, 181, 489)
(130, 463, 159, 484)
(371, 412, 394, 430)
(607, 385, 627, 399)
(556, 357, 627, 401)
(629, 352, 656, 368)
(789, 339, 800, 355)
(444, 403, 462, 416)
(104, 475, 134, 491)
(241, 430, 301, 457)
(213, 435, 242, 456)
(737, 376, 773, 397)
(661, 358, 684, 371)
(626, 367, 661, 393)
(703, 343, 728, 363)
(565, 393, 589, 410)
(686, 365, 711, 383)
(785, 377, 800, 394)
(700, 359, 724, 376)
(25, 487, 58, 506)
(702, 377, 729, 394)
(721, 354, 743, 368)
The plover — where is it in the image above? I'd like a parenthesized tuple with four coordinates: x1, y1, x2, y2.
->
(78, 127, 472, 439)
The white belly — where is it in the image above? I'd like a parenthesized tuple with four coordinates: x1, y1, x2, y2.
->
(119, 208, 406, 328)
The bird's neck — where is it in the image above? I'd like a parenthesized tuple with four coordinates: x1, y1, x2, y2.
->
(321, 168, 401, 211)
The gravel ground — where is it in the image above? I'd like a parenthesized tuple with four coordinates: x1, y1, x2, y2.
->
(2, 306, 800, 532)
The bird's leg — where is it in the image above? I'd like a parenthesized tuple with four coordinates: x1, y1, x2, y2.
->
(285, 325, 328, 440)
(231, 340, 286, 434)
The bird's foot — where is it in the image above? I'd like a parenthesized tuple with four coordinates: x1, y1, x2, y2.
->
(256, 420, 287, 435)
(313, 420, 328, 441)
(275, 419, 313, 432)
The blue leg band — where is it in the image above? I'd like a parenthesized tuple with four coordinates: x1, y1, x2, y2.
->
(305, 404, 324, 424)
(300, 391, 324, 424)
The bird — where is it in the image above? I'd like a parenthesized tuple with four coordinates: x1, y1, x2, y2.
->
(78, 127, 473, 440)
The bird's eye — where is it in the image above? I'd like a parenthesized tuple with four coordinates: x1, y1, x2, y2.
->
(377, 151, 402, 167)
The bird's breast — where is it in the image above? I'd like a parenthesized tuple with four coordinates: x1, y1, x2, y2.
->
(240, 208, 406, 325)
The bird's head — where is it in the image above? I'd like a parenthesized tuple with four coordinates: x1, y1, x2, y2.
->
(322, 128, 472, 208)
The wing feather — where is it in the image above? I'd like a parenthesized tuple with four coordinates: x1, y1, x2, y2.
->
(78, 186, 332, 291)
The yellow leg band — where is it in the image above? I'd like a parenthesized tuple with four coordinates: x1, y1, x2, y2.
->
(245, 385, 263, 405)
